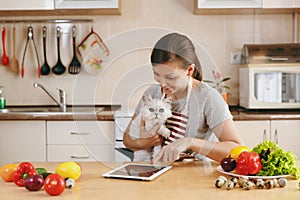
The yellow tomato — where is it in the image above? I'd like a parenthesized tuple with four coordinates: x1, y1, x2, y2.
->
(55, 162, 81, 181)
(230, 146, 251, 160)
(0, 163, 19, 182)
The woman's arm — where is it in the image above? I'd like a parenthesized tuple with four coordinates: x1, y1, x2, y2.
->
(153, 118, 243, 163)
(190, 118, 243, 162)
(123, 114, 164, 151)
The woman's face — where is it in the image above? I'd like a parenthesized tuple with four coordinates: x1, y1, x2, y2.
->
(152, 59, 190, 96)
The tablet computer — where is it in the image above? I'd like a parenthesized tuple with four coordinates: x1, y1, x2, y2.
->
(102, 163, 172, 181)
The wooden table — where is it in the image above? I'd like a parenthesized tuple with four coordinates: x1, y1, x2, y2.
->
(0, 161, 299, 199)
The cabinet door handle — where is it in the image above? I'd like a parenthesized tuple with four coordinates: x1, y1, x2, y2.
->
(274, 129, 278, 144)
(70, 132, 90, 135)
(263, 129, 267, 142)
(70, 155, 90, 159)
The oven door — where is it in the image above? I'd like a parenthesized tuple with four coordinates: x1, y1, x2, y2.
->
(115, 141, 133, 162)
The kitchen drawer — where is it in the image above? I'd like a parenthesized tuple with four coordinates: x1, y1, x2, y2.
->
(47, 144, 114, 162)
(47, 121, 114, 145)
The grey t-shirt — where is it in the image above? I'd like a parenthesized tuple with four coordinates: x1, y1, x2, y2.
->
(135, 82, 233, 142)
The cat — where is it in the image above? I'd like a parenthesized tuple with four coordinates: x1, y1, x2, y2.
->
(129, 95, 172, 162)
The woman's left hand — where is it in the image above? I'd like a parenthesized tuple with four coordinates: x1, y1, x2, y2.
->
(152, 137, 194, 164)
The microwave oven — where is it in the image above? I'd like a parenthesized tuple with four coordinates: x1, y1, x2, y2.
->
(239, 65, 300, 109)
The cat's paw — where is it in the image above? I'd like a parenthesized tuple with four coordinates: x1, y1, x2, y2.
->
(158, 126, 171, 138)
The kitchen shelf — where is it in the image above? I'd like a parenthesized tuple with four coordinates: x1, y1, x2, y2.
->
(0, 19, 93, 24)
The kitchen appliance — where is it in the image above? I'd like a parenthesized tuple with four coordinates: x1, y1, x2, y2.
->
(114, 110, 134, 162)
(239, 43, 300, 109)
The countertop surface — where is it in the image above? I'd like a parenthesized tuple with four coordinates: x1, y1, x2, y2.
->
(0, 105, 299, 121)
(0, 161, 299, 200)
(230, 106, 300, 121)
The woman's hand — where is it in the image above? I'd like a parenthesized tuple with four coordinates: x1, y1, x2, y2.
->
(152, 137, 194, 164)
(123, 119, 164, 151)
(138, 120, 164, 149)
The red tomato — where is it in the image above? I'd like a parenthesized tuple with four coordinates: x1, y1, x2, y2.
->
(44, 174, 65, 196)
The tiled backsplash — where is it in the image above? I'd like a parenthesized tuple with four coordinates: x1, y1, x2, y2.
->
(0, 0, 295, 109)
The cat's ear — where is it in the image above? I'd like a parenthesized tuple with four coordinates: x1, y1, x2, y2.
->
(164, 96, 172, 104)
(142, 95, 152, 104)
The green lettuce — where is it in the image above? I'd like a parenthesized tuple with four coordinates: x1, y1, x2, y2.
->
(252, 140, 300, 179)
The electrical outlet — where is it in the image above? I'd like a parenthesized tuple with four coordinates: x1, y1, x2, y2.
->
(230, 52, 242, 64)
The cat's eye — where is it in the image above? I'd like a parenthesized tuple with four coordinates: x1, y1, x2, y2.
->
(159, 108, 165, 113)
(149, 108, 155, 112)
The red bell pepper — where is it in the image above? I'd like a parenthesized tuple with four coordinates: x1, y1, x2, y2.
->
(236, 151, 262, 175)
(13, 162, 37, 187)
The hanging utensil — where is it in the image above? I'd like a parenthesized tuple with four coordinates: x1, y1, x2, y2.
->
(52, 26, 66, 75)
(9, 25, 19, 73)
(68, 25, 81, 74)
(21, 26, 41, 78)
(40, 26, 50, 76)
(1, 26, 9, 66)
(77, 27, 110, 74)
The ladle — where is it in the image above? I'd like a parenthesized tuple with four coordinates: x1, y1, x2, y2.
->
(40, 26, 50, 75)
(9, 26, 19, 73)
(52, 26, 66, 75)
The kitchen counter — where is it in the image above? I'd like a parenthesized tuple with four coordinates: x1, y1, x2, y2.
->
(0, 105, 121, 121)
(0, 161, 299, 200)
(230, 106, 300, 121)
(0, 105, 299, 121)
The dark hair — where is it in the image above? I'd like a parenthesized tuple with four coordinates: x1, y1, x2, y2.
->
(150, 33, 202, 81)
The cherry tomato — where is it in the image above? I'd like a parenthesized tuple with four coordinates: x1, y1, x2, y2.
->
(44, 174, 65, 196)
(0, 163, 19, 182)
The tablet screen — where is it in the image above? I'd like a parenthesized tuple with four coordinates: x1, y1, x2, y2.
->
(102, 163, 172, 181)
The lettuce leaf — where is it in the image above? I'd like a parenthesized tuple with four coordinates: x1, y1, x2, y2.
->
(252, 140, 300, 179)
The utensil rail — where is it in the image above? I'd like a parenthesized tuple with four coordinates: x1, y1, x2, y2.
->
(1, 19, 93, 24)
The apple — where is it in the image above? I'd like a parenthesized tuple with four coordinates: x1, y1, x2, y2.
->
(221, 157, 236, 172)
(24, 174, 44, 191)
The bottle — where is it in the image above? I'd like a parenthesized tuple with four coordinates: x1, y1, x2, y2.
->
(0, 86, 6, 109)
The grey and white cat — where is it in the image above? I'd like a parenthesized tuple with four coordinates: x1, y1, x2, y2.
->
(129, 95, 172, 162)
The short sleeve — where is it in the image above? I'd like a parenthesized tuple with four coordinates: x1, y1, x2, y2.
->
(204, 89, 233, 129)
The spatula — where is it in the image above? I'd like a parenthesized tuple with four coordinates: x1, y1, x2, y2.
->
(9, 26, 19, 73)
(68, 25, 81, 74)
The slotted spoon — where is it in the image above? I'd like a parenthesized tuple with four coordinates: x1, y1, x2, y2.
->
(68, 25, 81, 74)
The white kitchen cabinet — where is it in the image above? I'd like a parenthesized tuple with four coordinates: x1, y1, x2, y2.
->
(55, 0, 119, 9)
(0, 121, 46, 166)
(262, 0, 300, 8)
(234, 120, 270, 149)
(196, 0, 262, 9)
(0, 0, 54, 10)
(234, 120, 300, 158)
(47, 121, 114, 162)
(271, 120, 300, 159)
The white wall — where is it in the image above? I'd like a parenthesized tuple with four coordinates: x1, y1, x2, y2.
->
(0, 0, 294, 109)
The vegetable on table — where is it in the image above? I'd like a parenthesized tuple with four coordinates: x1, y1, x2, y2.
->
(252, 140, 300, 179)
(44, 174, 65, 196)
(0, 163, 19, 182)
(230, 145, 251, 160)
(35, 167, 51, 179)
(55, 162, 81, 181)
(13, 162, 37, 187)
(235, 151, 262, 175)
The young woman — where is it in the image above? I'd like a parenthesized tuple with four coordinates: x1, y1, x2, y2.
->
(123, 33, 243, 163)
